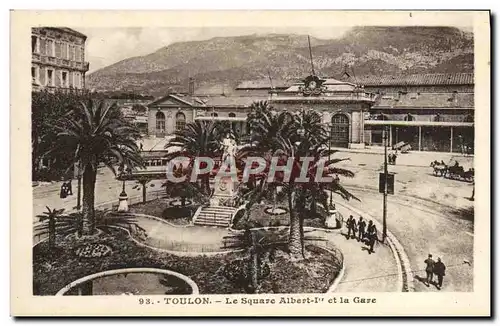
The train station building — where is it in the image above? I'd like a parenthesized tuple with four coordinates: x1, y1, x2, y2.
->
(147, 72, 474, 153)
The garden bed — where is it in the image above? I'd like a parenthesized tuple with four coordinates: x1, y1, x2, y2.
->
(33, 228, 342, 295)
(233, 201, 326, 230)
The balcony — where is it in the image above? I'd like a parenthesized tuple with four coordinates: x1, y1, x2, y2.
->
(32, 53, 90, 72)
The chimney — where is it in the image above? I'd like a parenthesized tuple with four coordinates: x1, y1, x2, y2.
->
(188, 77, 195, 96)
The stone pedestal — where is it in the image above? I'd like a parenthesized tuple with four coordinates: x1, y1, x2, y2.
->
(117, 191, 129, 212)
(211, 177, 236, 206)
(325, 207, 339, 229)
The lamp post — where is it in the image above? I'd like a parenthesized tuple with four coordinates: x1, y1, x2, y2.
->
(382, 126, 388, 243)
(328, 123, 333, 207)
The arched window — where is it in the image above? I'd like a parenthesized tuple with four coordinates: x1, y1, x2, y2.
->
(175, 112, 186, 131)
(463, 114, 474, 123)
(228, 112, 236, 118)
(433, 114, 442, 122)
(156, 111, 165, 133)
(404, 113, 415, 121)
(210, 112, 218, 117)
(330, 113, 350, 148)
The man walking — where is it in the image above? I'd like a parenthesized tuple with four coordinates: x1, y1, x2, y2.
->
(368, 223, 378, 254)
(346, 215, 357, 239)
(433, 257, 446, 290)
(67, 178, 73, 196)
(357, 216, 366, 242)
(424, 254, 435, 287)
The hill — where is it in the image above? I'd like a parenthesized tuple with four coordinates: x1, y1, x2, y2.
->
(87, 26, 473, 96)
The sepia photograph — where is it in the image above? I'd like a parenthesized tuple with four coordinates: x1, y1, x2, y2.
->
(11, 10, 491, 316)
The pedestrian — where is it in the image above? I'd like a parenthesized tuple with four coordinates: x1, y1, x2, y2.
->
(60, 181, 67, 199)
(357, 216, 366, 242)
(433, 257, 446, 290)
(368, 224, 378, 253)
(424, 254, 435, 287)
(346, 215, 357, 239)
(366, 220, 374, 242)
(140, 143, 143, 151)
(67, 178, 73, 196)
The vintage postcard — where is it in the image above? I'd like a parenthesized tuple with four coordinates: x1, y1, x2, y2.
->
(10, 10, 490, 316)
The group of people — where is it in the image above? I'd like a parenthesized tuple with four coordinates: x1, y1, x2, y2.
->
(388, 151, 398, 165)
(345, 215, 378, 254)
(424, 254, 447, 290)
(60, 179, 73, 199)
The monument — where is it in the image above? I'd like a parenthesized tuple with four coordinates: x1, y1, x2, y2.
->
(210, 134, 237, 206)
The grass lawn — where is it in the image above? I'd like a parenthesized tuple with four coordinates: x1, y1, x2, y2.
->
(33, 228, 342, 295)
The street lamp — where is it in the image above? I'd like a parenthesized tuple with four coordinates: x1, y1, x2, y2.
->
(382, 126, 388, 243)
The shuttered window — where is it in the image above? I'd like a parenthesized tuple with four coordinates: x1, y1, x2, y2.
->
(55, 42, 61, 58)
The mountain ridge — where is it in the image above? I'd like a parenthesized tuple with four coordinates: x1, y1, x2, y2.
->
(87, 26, 473, 96)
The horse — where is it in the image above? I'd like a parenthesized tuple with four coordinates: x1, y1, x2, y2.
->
(430, 161, 447, 177)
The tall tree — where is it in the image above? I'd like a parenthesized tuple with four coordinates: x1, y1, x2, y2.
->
(31, 89, 92, 180)
(165, 120, 224, 195)
(50, 99, 143, 235)
(241, 105, 359, 260)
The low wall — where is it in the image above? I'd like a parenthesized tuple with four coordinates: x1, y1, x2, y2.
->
(55, 267, 200, 296)
(33, 189, 166, 245)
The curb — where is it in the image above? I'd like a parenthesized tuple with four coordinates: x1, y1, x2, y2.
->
(335, 201, 415, 292)
(108, 224, 244, 257)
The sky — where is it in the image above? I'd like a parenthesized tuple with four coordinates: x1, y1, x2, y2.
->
(77, 26, 473, 74)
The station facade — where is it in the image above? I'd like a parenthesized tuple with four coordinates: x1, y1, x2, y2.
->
(147, 72, 474, 153)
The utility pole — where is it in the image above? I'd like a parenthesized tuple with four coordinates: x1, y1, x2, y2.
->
(75, 161, 82, 211)
(307, 35, 316, 76)
(382, 126, 388, 243)
(329, 123, 333, 207)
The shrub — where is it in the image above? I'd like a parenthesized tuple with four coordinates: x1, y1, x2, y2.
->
(162, 206, 197, 220)
(231, 209, 247, 226)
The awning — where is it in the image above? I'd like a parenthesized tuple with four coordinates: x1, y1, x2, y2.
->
(364, 120, 474, 127)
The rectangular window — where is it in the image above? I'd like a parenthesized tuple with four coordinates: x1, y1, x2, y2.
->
(69, 45, 75, 61)
(62, 71, 68, 88)
(55, 42, 61, 58)
(46, 69, 54, 86)
(80, 46, 84, 62)
(46, 39, 54, 57)
(31, 67, 38, 84)
(73, 72, 81, 89)
(31, 36, 38, 53)
(62, 43, 68, 59)
(75, 47, 81, 62)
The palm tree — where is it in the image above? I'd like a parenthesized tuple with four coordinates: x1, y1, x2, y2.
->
(241, 106, 358, 260)
(165, 120, 224, 195)
(50, 99, 144, 235)
(36, 206, 65, 250)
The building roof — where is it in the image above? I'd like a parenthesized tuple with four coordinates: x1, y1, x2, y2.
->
(347, 73, 474, 86)
(374, 92, 474, 108)
(236, 79, 290, 90)
(149, 93, 269, 109)
(197, 95, 269, 108)
(45, 27, 88, 40)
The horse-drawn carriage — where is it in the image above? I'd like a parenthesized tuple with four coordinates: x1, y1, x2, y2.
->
(430, 159, 474, 182)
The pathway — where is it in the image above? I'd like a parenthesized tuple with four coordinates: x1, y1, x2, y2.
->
(342, 191, 474, 292)
(309, 228, 399, 292)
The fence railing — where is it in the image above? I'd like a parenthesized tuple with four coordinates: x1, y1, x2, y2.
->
(33, 189, 166, 245)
